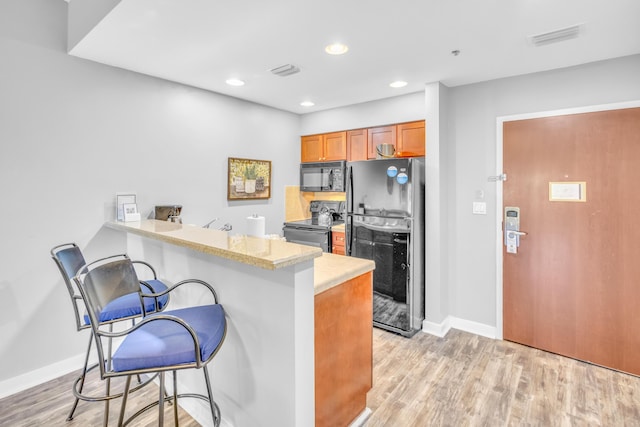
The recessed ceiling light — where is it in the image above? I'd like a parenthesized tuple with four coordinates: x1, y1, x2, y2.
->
(389, 81, 408, 88)
(325, 43, 349, 55)
(225, 78, 245, 86)
(300, 101, 315, 107)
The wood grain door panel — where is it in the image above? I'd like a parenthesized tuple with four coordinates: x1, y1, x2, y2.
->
(323, 131, 347, 161)
(503, 107, 640, 375)
(396, 120, 425, 157)
(367, 125, 396, 159)
(301, 134, 323, 162)
(347, 129, 368, 161)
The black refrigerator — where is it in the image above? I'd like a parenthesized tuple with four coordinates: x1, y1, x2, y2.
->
(346, 158, 425, 337)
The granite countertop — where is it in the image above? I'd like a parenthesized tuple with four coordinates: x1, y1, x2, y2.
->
(314, 252, 374, 295)
(331, 223, 345, 232)
(106, 220, 322, 270)
(106, 220, 374, 294)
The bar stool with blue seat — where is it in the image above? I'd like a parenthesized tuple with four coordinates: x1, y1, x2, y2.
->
(74, 253, 227, 426)
(51, 243, 171, 423)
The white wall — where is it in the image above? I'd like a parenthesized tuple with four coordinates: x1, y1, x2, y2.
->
(0, 0, 300, 391)
(447, 54, 640, 332)
(299, 91, 426, 135)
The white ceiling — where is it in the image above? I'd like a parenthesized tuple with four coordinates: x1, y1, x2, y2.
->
(69, 0, 640, 114)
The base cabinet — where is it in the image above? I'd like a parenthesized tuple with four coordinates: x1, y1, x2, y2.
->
(315, 272, 373, 427)
(332, 230, 345, 255)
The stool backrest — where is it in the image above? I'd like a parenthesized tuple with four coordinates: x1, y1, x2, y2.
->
(51, 243, 88, 330)
(77, 254, 142, 328)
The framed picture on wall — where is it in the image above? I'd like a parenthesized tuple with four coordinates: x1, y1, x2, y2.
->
(228, 157, 272, 200)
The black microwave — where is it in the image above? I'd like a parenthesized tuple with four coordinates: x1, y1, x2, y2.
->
(300, 161, 346, 192)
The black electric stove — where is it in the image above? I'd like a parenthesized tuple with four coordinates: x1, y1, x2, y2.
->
(283, 200, 345, 252)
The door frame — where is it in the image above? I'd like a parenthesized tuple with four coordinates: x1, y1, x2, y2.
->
(494, 99, 640, 340)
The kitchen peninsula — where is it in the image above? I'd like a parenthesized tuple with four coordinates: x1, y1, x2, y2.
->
(104, 219, 374, 427)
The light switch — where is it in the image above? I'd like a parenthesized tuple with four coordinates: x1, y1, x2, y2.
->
(472, 202, 487, 215)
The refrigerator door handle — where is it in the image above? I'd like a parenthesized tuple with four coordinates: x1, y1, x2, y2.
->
(346, 165, 354, 256)
(346, 165, 353, 213)
(346, 216, 352, 256)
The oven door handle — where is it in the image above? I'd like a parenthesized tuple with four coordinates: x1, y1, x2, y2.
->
(284, 227, 329, 234)
(283, 225, 331, 252)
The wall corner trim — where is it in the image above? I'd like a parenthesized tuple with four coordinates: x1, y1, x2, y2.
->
(422, 316, 496, 340)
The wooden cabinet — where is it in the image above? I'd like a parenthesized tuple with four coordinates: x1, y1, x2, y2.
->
(302, 120, 425, 163)
(347, 129, 368, 161)
(366, 121, 425, 159)
(332, 230, 345, 255)
(301, 131, 347, 163)
(367, 125, 397, 159)
(301, 134, 323, 163)
(396, 120, 425, 157)
(315, 272, 372, 427)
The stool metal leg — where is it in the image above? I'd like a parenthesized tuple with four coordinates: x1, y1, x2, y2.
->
(118, 375, 132, 427)
(172, 371, 179, 425)
(103, 377, 111, 427)
(67, 334, 93, 421)
(158, 372, 165, 426)
(203, 367, 221, 427)
(103, 325, 115, 427)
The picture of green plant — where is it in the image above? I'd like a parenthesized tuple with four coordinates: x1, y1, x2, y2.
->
(228, 157, 271, 200)
(244, 163, 257, 180)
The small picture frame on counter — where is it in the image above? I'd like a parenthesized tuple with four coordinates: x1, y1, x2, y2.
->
(116, 193, 137, 221)
(123, 203, 141, 222)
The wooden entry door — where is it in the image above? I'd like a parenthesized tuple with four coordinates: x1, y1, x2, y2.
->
(503, 107, 640, 375)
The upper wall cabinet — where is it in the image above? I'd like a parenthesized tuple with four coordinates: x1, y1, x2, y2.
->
(396, 121, 425, 158)
(347, 129, 368, 161)
(367, 125, 397, 159)
(367, 121, 425, 159)
(301, 120, 425, 163)
(301, 131, 347, 163)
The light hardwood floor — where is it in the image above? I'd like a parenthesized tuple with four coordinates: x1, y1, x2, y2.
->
(2, 328, 639, 426)
(366, 328, 640, 426)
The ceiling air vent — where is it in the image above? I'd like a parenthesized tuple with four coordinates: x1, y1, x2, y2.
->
(270, 64, 300, 77)
(529, 24, 582, 47)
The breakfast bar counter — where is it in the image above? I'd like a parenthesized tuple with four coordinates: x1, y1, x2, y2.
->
(106, 219, 322, 270)
(103, 220, 374, 427)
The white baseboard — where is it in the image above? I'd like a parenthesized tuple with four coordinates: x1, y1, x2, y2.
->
(422, 316, 496, 339)
(178, 397, 233, 427)
(0, 352, 86, 399)
(349, 407, 372, 427)
(422, 316, 452, 337)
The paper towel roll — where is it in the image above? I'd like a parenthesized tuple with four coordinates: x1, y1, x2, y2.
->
(247, 215, 266, 237)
